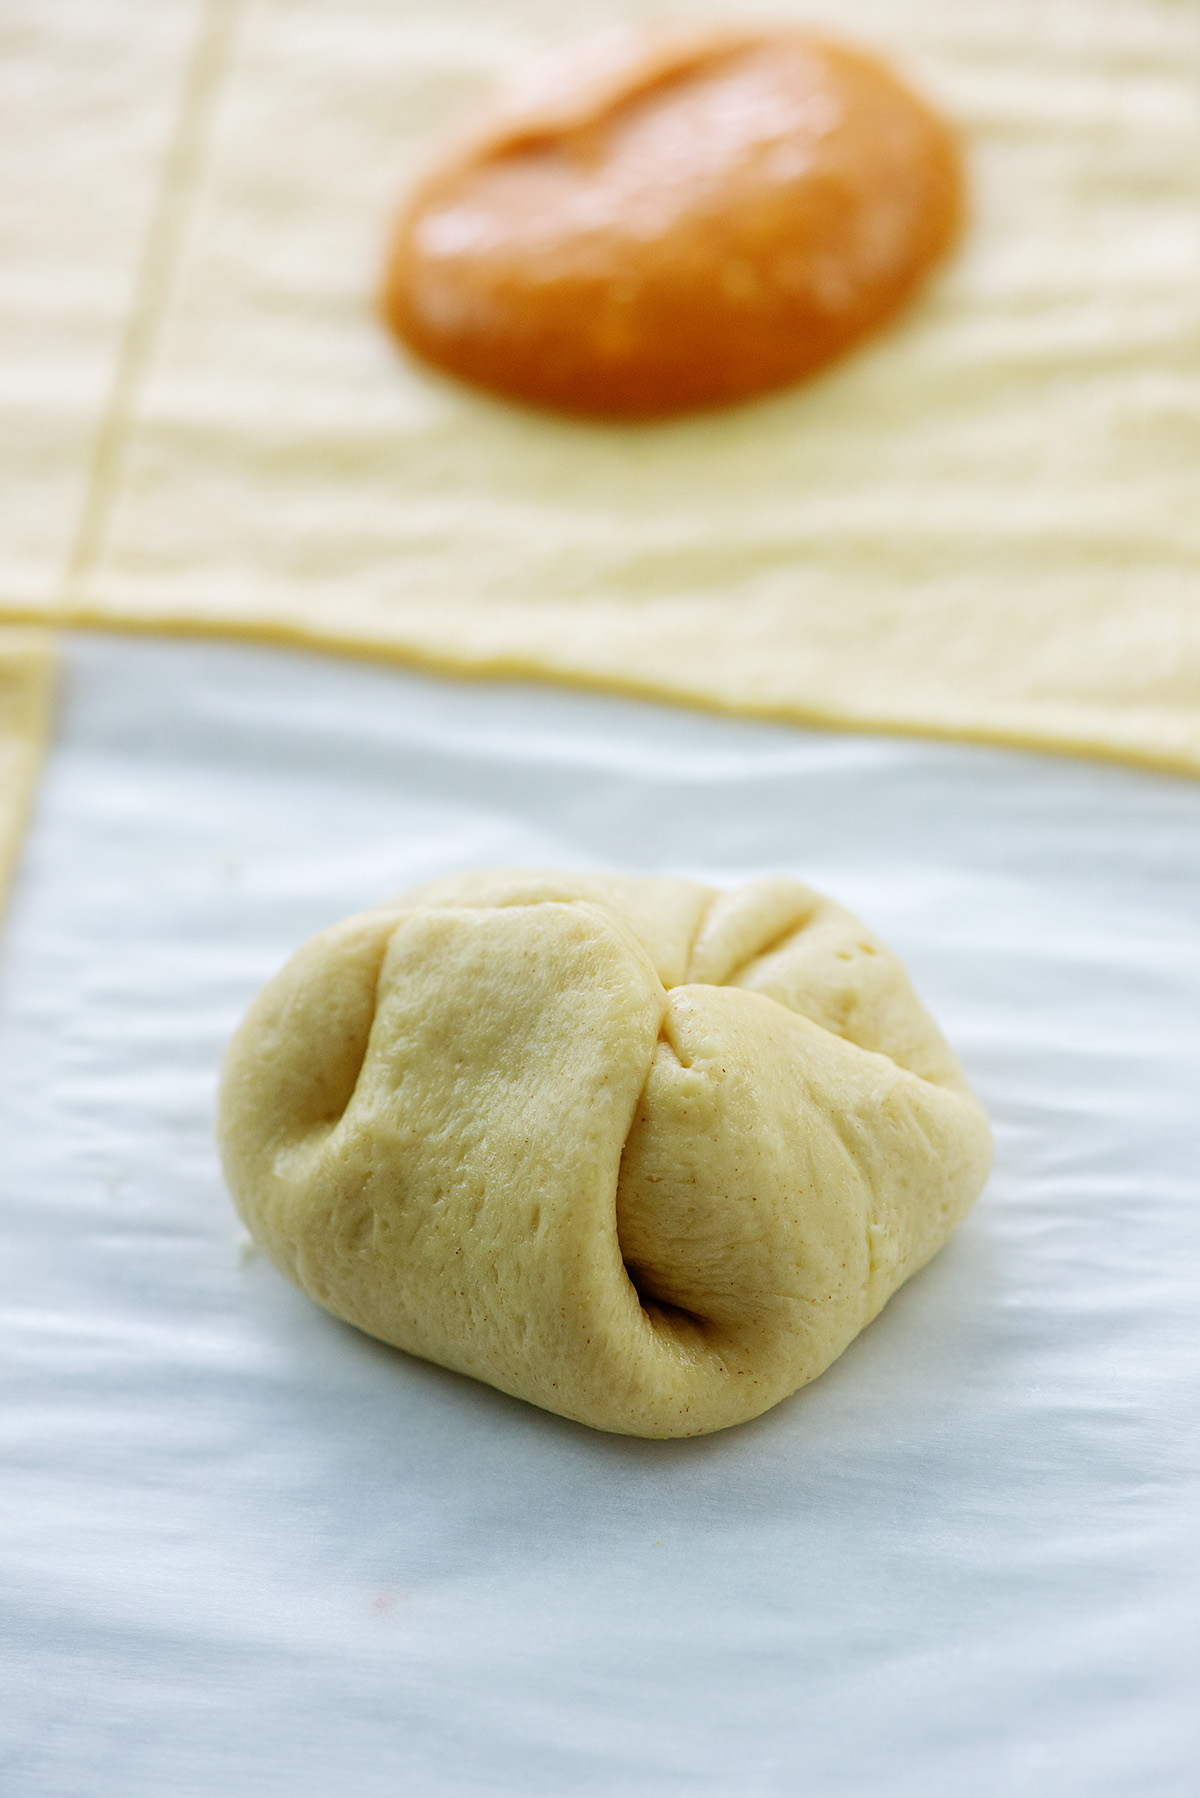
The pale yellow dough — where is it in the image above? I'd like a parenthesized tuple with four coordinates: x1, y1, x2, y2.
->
(218, 871, 992, 1437)
(0, 0, 220, 612)
(2, 0, 1197, 776)
(0, 633, 56, 915)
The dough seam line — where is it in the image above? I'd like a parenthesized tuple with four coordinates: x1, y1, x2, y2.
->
(60, 0, 247, 608)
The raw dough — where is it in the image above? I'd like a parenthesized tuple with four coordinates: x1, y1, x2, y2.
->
(0, 0, 215, 613)
(2, 0, 1195, 777)
(0, 631, 57, 915)
(218, 870, 992, 1437)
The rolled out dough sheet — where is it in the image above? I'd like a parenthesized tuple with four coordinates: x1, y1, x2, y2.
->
(0, 632, 56, 912)
(5, 0, 1195, 776)
(0, 0, 216, 610)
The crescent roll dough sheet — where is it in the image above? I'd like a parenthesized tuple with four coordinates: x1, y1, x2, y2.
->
(0, 633, 56, 914)
(0, 0, 217, 613)
(11, 0, 1200, 776)
(0, 2, 220, 900)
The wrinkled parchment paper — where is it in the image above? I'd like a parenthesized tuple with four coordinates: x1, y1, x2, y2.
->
(2, 634, 1197, 1797)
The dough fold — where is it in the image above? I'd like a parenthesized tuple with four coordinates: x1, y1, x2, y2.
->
(219, 870, 991, 1436)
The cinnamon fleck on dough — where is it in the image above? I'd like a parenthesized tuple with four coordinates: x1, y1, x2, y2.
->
(218, 870, 991, 1437)
(383, 27, 962, 419)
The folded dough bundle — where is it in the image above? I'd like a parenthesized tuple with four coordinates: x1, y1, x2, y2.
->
(219, 870, 991, 1437)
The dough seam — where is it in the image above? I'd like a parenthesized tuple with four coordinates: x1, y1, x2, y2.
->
(61, 0, 246, 604)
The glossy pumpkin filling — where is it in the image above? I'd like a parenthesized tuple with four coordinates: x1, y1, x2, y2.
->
(383, 27, 963, 421)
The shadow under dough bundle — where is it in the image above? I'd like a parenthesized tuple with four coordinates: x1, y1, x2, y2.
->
(218, 870, 991, 1437)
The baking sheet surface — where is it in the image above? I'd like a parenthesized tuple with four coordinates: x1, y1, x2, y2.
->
(2, 635, 1198, 1797)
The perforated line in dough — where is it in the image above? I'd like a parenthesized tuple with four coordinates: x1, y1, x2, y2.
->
(61, 0, 247, 607)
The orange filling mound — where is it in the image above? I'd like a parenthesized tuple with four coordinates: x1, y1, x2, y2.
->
(382, 27, 963, 422)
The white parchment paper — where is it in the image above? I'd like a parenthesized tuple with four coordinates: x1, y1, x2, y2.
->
(2, 634, 1198, 1796)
